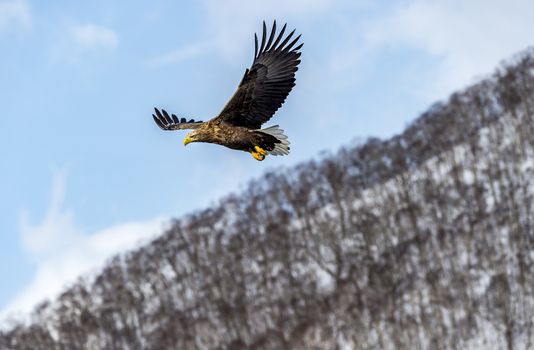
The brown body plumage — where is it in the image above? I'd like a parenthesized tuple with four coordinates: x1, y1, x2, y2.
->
(153, 20, 302, 161)
(185, 121, 280, 152)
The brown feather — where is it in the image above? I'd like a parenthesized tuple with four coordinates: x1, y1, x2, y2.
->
(215, 20, 303, 129)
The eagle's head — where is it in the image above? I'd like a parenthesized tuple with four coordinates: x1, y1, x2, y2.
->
(184, 130, 203, 146)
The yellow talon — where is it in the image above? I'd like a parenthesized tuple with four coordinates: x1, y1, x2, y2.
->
(254, 146, 267, 156)
(251, 151, 265, 161)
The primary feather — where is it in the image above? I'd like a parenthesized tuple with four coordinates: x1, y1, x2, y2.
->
(216, 21, 303, 129)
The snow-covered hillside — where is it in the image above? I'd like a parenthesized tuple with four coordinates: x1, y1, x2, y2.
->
(1, 49, 533, 350)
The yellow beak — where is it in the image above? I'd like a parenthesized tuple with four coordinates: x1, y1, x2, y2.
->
(184, 136, 192, 146)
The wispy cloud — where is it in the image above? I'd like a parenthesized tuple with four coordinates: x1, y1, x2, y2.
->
(200, 0, 335, 60)
(71, 24, 118, 52)
(0, 0, 31, 33)
(19, 169, 81, 262)
(361, 0, 534, 100)
(147, 41, 212, 68)
(148, 0, 335, 68)
(49, 23, 119, 63)
(1, 170, 168, 320)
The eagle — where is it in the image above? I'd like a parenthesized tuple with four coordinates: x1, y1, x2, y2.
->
(152, 21, 302, 161)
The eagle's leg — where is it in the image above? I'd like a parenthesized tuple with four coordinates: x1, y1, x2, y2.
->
(251, 146, 267, 161)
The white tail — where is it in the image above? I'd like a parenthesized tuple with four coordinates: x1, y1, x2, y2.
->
(261, 125, 290, 156)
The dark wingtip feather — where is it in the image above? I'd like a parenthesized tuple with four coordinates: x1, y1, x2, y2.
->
(271, 23, 287, 51)
(258, 21, 267, 55)
(152, 113, 165, 129)
(254, 33, 258, 59)
(153, 107, 203, 129)
(277, 28, 295, 52)
(162, 109, 173, 124)
(154, 107, 163, 120)
(264, 20, 277, 52)
(284, 34, 301, 52)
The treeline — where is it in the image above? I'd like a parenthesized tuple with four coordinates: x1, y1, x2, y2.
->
(1, 48, 534, 349)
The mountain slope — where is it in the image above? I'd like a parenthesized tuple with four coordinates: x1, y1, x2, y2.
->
(1, 49, 534, 350)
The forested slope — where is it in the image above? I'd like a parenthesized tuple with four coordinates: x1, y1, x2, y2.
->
(2, 49, 533, 350)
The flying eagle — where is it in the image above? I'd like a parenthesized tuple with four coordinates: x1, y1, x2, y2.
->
(152, 21, 302, 161)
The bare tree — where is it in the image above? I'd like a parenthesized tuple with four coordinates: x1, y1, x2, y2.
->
(2, 47, 534, 350)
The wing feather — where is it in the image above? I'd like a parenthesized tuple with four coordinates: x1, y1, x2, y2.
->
(152, 108, 203, 130)
(258, 21, 267, 56)
(264, 21, 277, 51)
(215, 20, 303, 129)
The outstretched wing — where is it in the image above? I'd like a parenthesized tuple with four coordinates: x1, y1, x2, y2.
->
(215, 21, 303, 129)
(152, 108, 203, 130)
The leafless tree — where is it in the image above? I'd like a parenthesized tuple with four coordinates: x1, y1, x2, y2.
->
(2, 47, 534, 350)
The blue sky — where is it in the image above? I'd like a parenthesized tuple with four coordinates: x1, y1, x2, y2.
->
(1, 0, 534, 320)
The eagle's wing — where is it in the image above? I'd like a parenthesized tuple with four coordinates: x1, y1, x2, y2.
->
(214, 21, 303, 129)
(152, 108, 203, 130)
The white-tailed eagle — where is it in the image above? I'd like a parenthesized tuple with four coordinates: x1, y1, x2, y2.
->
(153, 21, 302, 161)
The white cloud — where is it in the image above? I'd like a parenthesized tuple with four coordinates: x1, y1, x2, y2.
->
(71, 24, 118, 52)
(148, 41, 213, 68)
(0, 0, 31, 32)
(50, 23, 119, 63)
(201, 0, 334, 24)
(147, 0, 335, 68)
(1, 170, 168, 321)
(19, 169, 81, 262)
(362, 0, 534, 100)
(200, 0, 335, 60)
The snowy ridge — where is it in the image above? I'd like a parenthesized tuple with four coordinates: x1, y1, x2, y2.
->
(1, 48, 534, 349)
